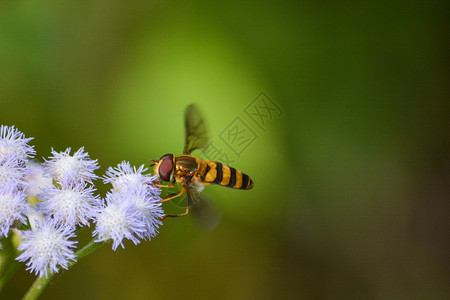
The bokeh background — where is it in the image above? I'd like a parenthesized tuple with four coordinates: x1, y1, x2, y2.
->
(1, 1, 449, 299)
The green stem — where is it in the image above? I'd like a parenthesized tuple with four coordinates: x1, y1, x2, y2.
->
(72, 239, 105, 262)
(22, 239, 104, 300)
(21, 271, 55, 300)
(0, 259, 21, 292)
(0, 236, 20, 292)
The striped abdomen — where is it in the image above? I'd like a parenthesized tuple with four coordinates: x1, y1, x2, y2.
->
(199, 161, 254, 190)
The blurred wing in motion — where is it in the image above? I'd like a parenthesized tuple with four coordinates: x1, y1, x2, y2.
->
(183, 104, 208, 155)
(186, 184, 221, 231)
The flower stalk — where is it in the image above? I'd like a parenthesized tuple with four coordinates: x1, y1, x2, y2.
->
(0, 236, 20, 292)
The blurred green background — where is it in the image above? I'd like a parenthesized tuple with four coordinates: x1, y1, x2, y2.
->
(1, 1, 449, 299)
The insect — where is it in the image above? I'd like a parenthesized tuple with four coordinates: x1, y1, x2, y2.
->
(151, 104, 254, 223)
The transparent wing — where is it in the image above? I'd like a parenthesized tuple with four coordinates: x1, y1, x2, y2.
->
(186, 184, 220, 231)
(183, 104, 208, 155)
(185, 183, 198, 207)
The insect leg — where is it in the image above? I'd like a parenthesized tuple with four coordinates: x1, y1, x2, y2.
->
(161, 196, 190, 220)
(157, 186, 185, 203)
(151, 180, 176, 188)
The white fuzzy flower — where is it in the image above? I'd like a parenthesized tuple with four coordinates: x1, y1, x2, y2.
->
(0, 184, 28, 237)
(103, 161, 153, 192)
(0, 125, 35, 163)
(93, 192, 146, 250)
(43, 147, 99, 187)
(16, 218, 77, 277)
(116, 184, 164, 240)
(24, 161, 53, 197)
(37, 183, 99, 228)
(0, 156, 27, 188)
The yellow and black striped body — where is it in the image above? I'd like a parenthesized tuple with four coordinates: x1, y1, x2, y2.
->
(198, 160, 254, 190)
(173, 155, 254, 190)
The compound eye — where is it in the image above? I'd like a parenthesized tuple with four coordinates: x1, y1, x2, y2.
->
(158, 154, 174, 182)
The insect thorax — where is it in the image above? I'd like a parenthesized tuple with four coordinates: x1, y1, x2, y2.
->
(174, 155, 199, 174)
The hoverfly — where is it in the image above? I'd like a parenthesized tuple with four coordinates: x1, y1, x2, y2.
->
(151, 104, 254, 224)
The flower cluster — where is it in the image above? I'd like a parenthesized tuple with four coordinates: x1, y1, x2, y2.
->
(38, 147, 100, 228)
(94, 162, 164, 250)
(0, 125, 164, 278)
(0, 125, 35, 237)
